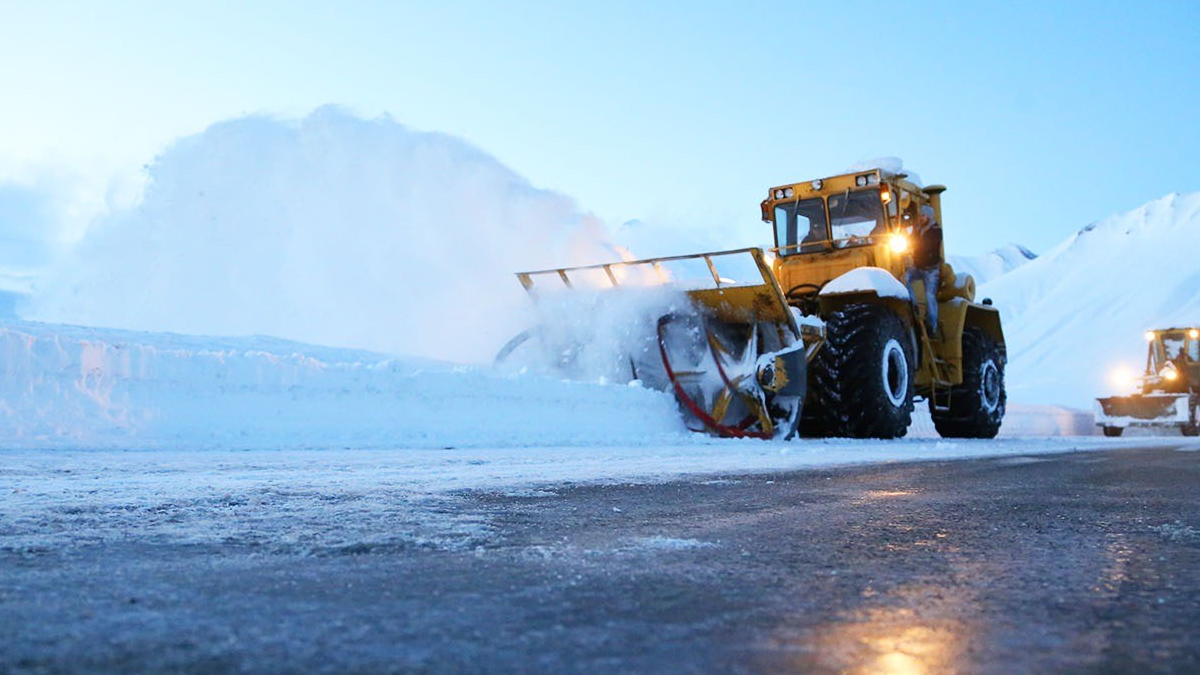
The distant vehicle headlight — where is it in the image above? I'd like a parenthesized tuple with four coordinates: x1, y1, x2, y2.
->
(1108, 366, 1136, 392)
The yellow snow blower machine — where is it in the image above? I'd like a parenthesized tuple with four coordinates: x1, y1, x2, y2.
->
(502, 167, 1006, 440)
(1095, 328, 1200, 437)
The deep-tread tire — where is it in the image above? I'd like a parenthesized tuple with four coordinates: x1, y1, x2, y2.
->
(932, 327, 1007, 438)
(818, 304, 916, 439)
(1102, 426, 1124, 437)
(799, 347, 836, 437)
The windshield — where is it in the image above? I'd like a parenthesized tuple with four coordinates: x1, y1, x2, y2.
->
(773, 198, 828, 256)
(1149, 332, 1197, 373)
(828, 189, 886, 246)
(1163, 335, 1187, 362)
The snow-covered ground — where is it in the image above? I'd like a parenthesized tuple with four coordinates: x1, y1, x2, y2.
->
(0, 316, 1100, 450)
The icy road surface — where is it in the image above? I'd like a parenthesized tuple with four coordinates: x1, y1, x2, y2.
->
(3, 442, 1199, 674)
(0, 437, 1182, 557)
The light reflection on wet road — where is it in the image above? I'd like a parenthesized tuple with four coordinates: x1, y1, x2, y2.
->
(3, 445, 1199, 674)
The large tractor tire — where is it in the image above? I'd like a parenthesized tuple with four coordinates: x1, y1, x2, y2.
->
(799, 349, 836, 437)
(932, 327, 1006, 438)
(818, 303, 915, 438)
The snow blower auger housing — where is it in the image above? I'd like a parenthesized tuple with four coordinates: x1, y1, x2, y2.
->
(1095, 328, 1200, 437)
(508, 248, 809, 439)
(503, 167, 1005, 440)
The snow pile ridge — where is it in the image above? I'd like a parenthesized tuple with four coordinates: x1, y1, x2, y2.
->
(0, 320, 686, 450)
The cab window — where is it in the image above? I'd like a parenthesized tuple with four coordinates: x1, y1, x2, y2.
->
(828, 189, 886, 247)
(773, 198, 828, 255)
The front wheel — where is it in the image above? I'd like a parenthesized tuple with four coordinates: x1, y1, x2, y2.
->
(818, 303, 915, 439)
(932, 327, 1006, 438)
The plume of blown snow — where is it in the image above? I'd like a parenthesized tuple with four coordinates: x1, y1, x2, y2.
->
(979, 191, 1200, 407)
(31, 107, 620, 363)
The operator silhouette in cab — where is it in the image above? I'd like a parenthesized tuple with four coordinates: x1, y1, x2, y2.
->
(904, 204, 943, 339)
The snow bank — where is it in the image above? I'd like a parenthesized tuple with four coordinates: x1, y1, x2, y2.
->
(0, 315, 1110, 452)
(30, 107, 620, 364)
(980, 191, 1200, 407)
(0, 320, 686, 450)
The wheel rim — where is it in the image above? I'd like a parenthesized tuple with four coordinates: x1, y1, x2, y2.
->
(881, 338, 908, 407)
(980, 360, 1001, 413)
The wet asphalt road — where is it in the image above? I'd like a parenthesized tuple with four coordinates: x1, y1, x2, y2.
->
(3, 444, 1200, 674)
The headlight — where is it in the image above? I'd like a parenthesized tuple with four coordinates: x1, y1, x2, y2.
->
(1161, 362, 1179, 381)
(1145, 330, 1156, 341)
(1190, 329, 1199, 339)
(774, 189, 784, 199)
(811, 179, 823, 190)
(784, 187, 794, 198)
(1109, 366, 1136, 391)
(888, 233, 908, 253)
(855, 175, 867, 186)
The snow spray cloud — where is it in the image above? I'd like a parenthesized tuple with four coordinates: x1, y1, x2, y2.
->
(496, 284, 693, 386)
(31, 107, 618, 363)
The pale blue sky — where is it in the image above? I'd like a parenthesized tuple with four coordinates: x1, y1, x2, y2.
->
(2, 0, 1198, 254)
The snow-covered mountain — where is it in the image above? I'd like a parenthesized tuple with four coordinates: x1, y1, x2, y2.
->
(981, 191, 1200, 407)
(948, 244, 1037, 285)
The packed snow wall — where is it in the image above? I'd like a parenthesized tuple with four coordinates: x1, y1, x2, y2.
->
(0, 321, 686, 450)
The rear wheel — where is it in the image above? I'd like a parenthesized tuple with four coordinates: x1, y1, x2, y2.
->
(1102, 426, 1124, 437)
(933, 327, 1006, 438)
(819, 303, 915, 439)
